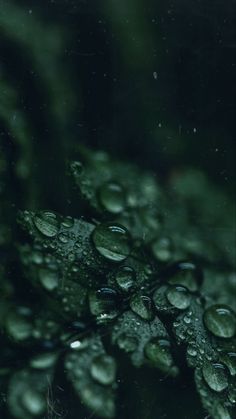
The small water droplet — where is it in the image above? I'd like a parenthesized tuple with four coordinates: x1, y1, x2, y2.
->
(130, 294, 154, 320)
(39, 269, 58, 291)
(89, 287, 120, 322)
(187, 344, 197, 357)
(115, 266, 135, 292)
(92, 223, 132, 262)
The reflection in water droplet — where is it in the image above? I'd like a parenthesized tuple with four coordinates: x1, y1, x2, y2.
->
(92, 223, 131, 262)
(202, 362, 229, 392)
(204, 305, 236, 338)
(90, 355, 116, 385)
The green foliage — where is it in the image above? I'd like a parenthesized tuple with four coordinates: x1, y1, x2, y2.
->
(1, 149, 235, 419)
(0, 3, 235, 419)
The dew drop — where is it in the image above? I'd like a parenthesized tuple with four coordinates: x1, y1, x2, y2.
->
(39, 269, 58, 291)
(221, 352, 236, 376)
(168, 262, 202, 292)
(92, 223, 131, 262)
(89, 287, 120, 321)
(98, 182, 126, 214)
(166, 285, 190, 310)
(115, 266, 135, 292)
(151, 237, 173, 262)
(204, 305, 236, 338)
(145, 338, 176, 373)
(90, 355, 116, 385)
(202, 362, 229, 392)
(130, 294, 154, 320)
(33, 211, 59, 238)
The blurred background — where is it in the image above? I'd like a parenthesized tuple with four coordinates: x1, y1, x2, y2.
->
(0, 0, 235, 213)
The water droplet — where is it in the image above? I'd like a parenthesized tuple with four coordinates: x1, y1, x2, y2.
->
(89, 287, 120, 321)
(166, 285, 190, 310)
(98, 182, 126, 214)
(58, 233, 69, 243)
(204, 305, 236, 338)
(33, 211, 59, 238)
(61, 216, 74, 228)
(39, 269, 58, 291)
(151, 237, 173, 262)
(21, 389, 46, 415)
(90, 355, 116, 385)
(130, 294, 154, 320)
(187, 344, 197, 357)
(221, 352, 236, 376)
(115, 266, 135, 292)
(117, 333, 138, 352)
(202, 362, 229, 392)
(168, 262, 202, 292)
(145, 338, 176, 374)
(92, 223, 132, 262)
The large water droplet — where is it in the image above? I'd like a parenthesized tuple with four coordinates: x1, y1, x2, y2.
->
(33, 211, 59, 238)
(92, 223, 131, 262)
(202, 362, 229, 392)
(130, 294, 154, 320)
(90, 355, 116, 385)
(99, 182, 126, 214)
(166, 285, 190, 310)
(204, 305, 236, 338)
(115, 266, 136, 292)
